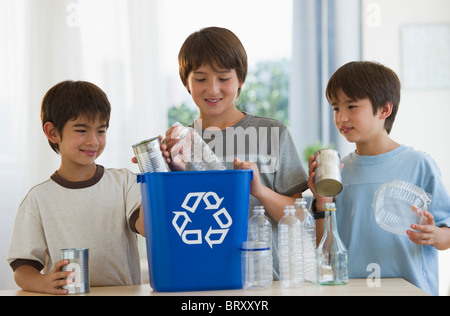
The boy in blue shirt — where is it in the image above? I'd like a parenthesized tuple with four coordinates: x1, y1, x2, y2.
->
(308, 61, 450, 295)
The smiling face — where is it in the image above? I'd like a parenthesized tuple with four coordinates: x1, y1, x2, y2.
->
(186, 63, 244, 122)
(331, 89, 390, 146)
(45, 114, 107, 179)
(59, 115, 107, 167)
(325, 61, 401, 135)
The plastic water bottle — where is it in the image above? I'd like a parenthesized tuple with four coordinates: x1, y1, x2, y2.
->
(241, 241, 273, 290)
(172, 122, 226, 171)
(278, 206, 303, 288)
(248, 206, 272, 247)
(295, 198, 317, 284)
(247, 206, 273, 284)
(317, 202, 348, 285)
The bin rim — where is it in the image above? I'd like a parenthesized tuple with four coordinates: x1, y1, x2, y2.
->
(138, 169, 252, 175)
(137, 169, 253, 182)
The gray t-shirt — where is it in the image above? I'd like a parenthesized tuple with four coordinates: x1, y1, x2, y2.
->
(191, 113, 309, 279)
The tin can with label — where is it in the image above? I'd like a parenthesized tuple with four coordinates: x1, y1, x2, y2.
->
(61, 248, 89, 294)
(314, 149, 343, 197)
(132, 137, 170, 173)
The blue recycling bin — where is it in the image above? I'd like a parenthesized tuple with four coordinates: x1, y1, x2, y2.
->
(137, 169, 253, 292)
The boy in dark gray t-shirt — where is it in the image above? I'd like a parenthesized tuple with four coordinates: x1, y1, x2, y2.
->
(159, 27, 309, 279)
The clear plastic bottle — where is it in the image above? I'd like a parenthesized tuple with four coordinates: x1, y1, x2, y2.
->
(295, 198, 317, 284)
(278, 206, 303, 288)
(248, 206, 272, 246)
(172, 122, 226, 171)
(247, 206, 273, 284)
(241, 241, 273, 290)
(317, 202, 348, 285)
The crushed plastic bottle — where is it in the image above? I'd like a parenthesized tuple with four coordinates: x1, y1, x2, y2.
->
(172, 122, 226, 171)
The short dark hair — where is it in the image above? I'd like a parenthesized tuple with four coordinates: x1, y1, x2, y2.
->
(41, 80, 111, 153)
(326, 61, 401, 134)
(178, 27, 248, 98)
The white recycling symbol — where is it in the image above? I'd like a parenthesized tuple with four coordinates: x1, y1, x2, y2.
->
(172, 192, 232, 248)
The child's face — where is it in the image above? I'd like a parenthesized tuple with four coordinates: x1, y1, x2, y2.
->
(58, 115, 107, 168)
(186, 63, 244, 120)
(331, 90, 387, 145)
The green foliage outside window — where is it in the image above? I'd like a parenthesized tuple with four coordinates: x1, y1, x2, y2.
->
(303, 141, 335, 165)
(167, 102, 199, 127)
(238, 59, 290, 126)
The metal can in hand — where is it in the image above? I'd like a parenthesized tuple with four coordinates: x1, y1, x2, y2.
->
(132, 137, 170, 173)
(61, 248, 89, 294)
(314, 149, 343, 197)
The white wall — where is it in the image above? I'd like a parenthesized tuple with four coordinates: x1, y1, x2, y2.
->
(362, 0, 450, 296)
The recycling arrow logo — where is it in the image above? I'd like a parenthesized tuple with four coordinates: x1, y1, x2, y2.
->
(172, 192, 232, 248)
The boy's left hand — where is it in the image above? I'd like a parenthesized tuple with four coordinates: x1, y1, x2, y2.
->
(234, 158, 263, 198)
(407, 206, 440, 246)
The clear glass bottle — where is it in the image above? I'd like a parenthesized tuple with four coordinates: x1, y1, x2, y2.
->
(278, 206, 303, 288)
(317, 202, 348, 285)
(295, 198, 317, 284)
(172, 122, 226, 171)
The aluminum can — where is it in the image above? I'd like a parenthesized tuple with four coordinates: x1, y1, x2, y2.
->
(314, 149, 343, 197)
(61, 248, 89, 294)
(132, 137, 170, 173)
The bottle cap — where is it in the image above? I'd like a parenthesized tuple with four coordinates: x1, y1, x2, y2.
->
(253, 206, 265, 213)
(324, 202, 337, 211)
(283, 205, 296, 214)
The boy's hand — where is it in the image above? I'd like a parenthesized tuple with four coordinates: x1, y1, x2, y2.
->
(407, 206, 442, 247)
(161, 127, 188, 171)
(234, 158, 263, 198)
(307, 155, 319, 197)
(41, 259, 74, 295)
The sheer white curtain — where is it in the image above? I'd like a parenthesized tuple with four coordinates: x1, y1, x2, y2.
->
(289, 0, 361, 159)
(0, 0, 30, 290)
(0, 0, 164, 290)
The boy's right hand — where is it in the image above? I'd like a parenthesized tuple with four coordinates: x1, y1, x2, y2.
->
(307, 154, 321, 197)
(161, 126, 188, 171)
(307, 154, 344, 194)
(41, 259, 74, 295)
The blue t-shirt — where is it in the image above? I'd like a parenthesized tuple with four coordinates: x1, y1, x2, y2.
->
(336, 145, 450, 296)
